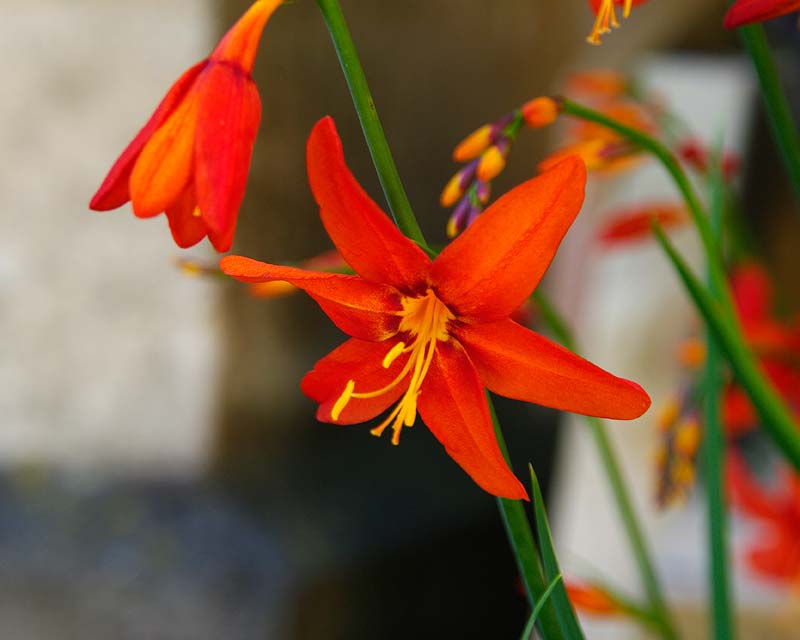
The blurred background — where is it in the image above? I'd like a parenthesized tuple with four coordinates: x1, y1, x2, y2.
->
(2, 0, 800, 638)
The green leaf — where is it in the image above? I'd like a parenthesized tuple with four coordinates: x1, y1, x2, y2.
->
(520, 574, 563, 640)
(529, 465, 585, 640)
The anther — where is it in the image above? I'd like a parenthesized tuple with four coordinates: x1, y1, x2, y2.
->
(383, 342, 406, 368)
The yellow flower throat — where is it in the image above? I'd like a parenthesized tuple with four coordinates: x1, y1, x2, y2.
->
(331, 290, 454, 445)
(588, 0, 633, 45)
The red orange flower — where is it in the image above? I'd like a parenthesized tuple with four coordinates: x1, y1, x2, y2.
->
(90, 0, 283, 252)
(728, 451, 800, 583)
(566, 580, 622, 615)
(724, 0, 800, 29)
(723, 263, 800, 436)
(597, 202, 687, 246)
(222, 117, 651, 499)
(587, 0, 648, 44)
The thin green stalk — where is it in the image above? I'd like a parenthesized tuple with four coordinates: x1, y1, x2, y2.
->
(532, 291, 677, 640)
(704, 160, 734, 639)
(559, 98, 734, 318)
(739, 24, 800, 209)
(652, 224, 800, 470)
(314, 0, 431, 251)
(488, 395, 567, 640)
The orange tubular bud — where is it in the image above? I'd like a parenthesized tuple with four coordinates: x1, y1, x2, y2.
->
(440, 173, 465, 208)
(477, 146, 507, 182)
(522, 97, 559, 128)
(453, 124, 494, 162)
(565, 581, 620, 616)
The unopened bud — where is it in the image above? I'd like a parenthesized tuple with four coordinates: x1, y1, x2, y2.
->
(521, 97, 559, 128)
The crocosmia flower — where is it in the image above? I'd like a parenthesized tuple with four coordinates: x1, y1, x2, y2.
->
(724, 0, 800, 29)
(566, 581, 622, 616)
(222, 117, 651, 500)
(587, 0, 648, 45)
(90, 0, 283, 251)
(728, 451, 800, 583)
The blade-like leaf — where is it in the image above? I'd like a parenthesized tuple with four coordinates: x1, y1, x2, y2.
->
(520, 574, 563, 640)
(529, 465, 585, 640)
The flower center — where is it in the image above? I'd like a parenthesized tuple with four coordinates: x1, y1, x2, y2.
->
(587, 0, 632, 44)
(331, 289, 454, 445)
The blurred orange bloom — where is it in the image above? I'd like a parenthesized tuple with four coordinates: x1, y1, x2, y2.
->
(90, 0, 283, 251)
(597, 203, 687, 246)
(540, 101, 654, 175)
(566, 581, 621, 615)
(724, 0, 800, 29)
(587, 0, 648, 44)
(223, 117, 651, 500)
(566, 70, 629, 99)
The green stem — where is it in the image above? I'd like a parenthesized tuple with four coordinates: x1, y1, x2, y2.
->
(704, 157, 734, 639)
(739, 24, 800, 209)
(488, 395, 565, 640)
(314, 0, 431, 251)
(532, 292, 677, 640)
(559, 98, 734, 317)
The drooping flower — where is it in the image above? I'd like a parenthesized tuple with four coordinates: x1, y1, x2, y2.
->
(566, 580, 622, 616)
(587, 0, 648, 45)
(724, 0, 800, 29)
(90, 0, 283, 252)
(222, 117, 651, 499)
(727, 451, 800, 583)
(539, 100, 654, 175)
(597, 202, 687, 246)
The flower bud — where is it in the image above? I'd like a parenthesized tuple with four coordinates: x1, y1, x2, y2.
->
(521, 97, 559, 128)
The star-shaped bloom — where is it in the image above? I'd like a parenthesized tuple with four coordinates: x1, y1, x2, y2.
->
(724, 0, 800, 29)
(90, 0, 283, 251)
(222, 117, 651, 500)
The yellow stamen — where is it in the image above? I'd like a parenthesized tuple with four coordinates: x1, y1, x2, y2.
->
(586, 0, 621, 45)
(331, 290, 454, 444)
(191, 206, 202, 218)
(623, 0, 633, 18)
(331, 380, 355, 421)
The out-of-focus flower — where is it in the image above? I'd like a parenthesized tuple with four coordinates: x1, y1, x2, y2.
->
(655, 262, 800, 506)
(565, 70, 630, 99)
(724, 0, 800, 29)
(587, 0, 648, 45)
(728, 451, 800, 583)
(678, 139, 740, 180)
(540, 101, 654, 175)
(223, 117, 651, 499)
(654, 391, 702, 507)
(566, 580, 622, 615)
(90, 0, 284, 252)
(723, 263, 800, 435)
(597, 203, 687, 246)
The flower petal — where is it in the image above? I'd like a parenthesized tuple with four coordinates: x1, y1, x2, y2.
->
(730, 262, 772, 331)
(90, 61, 206, 212)
(430, 156, 586, 321)
(165, 185, 207, 248)
(301, 338, 409, 425)
(129, 81, 201, 218)
(417, 340, 528, 500)
(724, 0, 800, 29)
(726, 450, 785, 521)
(306, 117, 431, 292)
(454, 319, 651, 419)
(220, 255, 402, 341)
(210, 0, 283, 73)
(194, 63, 262, 252)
